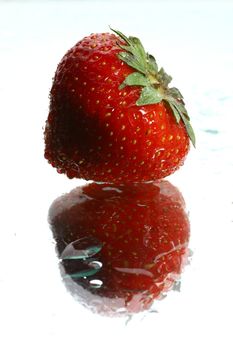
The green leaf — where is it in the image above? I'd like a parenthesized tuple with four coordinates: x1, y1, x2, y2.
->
(119, 72, 148, 89)
(158, 68, 172, 88)
(167, 96, 190, 120)
(147, 54, 158, 74)
(168, 87, 183, 100)
(136, 86, 163, 106)
(166, 100, 181, 123)
(118, 52, 146, 74)
(174, 100, 190, 120)
(165, 97, 195, 146)
(181, 115, 196, 147)
(110, 27, 132, 46)
(111, 28, 148, 75)
(128, 36, 147, 62)
(180, 115, 196, 147)
(168, 100, 195, 147)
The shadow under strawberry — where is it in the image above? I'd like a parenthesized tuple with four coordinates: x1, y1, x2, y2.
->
(48, 181, 190, 316)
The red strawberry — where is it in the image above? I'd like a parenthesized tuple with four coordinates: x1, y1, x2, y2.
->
(48, 181, 190, 315)
(44, 28, 195, 182)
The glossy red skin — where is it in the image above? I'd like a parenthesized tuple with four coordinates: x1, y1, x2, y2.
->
(48, 181, 190, 315)
(44, 33, 190, 182)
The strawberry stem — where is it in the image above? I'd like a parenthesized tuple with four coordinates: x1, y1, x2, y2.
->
(111, 28, 196, 147)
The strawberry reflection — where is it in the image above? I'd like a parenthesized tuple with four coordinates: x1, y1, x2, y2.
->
(48, 181, 190, 316)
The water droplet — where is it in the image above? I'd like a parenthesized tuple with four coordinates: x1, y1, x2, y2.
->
(148, 309, 159, 314)
(102, 186, 123, 193)
(117, 307, 127, 314)
(158, 293, 167, 300)
(89, 279, 103, 288)
(114, 267, 154, 278)
(188, 248, 194, 257)
(204, 128, 219, 134)
(172, 280, 181, 292)
(125, 315, 133, 325)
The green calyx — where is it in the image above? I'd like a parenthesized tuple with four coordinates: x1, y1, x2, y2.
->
(111, 28, 195, 147)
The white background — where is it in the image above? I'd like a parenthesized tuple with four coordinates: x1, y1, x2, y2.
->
(0, 1, 233, 349)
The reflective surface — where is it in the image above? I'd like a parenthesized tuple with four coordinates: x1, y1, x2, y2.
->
(48, 181, 190, 316)
(1, 1, 233, 350)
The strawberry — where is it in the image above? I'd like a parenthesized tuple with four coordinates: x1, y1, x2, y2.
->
(48, 181, 190, 315)
(44, 28, 195, 182)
